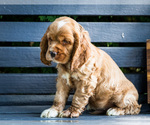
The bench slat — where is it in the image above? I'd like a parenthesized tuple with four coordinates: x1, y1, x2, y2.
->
(0, 47, 146, 67)
(0, 95, 73, 106)
(0, 0, 150, 15)
(0, 106, 50, 114)
(0, 73, 146, 94)
(0, 94, 146, 106)
(1, 0, 150, 5)
(0, 22, 150, 42)
(0, 106, 150, 119)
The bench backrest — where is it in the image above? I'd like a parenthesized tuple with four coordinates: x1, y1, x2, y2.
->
(0, 0, 150, 105)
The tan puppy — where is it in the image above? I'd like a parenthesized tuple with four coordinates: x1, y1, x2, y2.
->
(40, 17, 141, 118)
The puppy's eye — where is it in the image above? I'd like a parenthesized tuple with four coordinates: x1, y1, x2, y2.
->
(63, 40, 69, 45)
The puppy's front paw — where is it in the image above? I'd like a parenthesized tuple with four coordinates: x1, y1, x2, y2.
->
(40, 108, 58, 118)
(59, 107, 80, 118)
(106, 108, 124, 116)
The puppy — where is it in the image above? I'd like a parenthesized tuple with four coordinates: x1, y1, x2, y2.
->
(40, 16, 141, 118)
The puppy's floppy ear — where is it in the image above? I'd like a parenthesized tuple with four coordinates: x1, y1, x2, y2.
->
(40, 28, 51, 65)
(71, 24, 91, 71)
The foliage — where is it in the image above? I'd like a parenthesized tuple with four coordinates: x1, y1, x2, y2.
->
(39, 16, 60, 22)
(0, 15, 150, 22)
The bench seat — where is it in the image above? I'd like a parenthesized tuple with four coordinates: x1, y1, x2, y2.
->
(0, 105, 150, 125)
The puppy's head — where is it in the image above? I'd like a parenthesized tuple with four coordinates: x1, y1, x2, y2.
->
(40, 16, 91, 71)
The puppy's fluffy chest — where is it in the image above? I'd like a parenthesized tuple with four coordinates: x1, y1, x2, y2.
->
(57, 57, 98, 87)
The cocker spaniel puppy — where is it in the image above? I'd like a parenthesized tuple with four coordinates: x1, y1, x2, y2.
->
(40, 17, 141, 118)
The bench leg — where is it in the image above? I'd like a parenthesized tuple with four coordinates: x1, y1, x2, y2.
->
(147, 39, 150, 104)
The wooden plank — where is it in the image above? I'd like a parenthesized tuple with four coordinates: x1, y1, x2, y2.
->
(0, 47, 146, 67)
(0, 73, 146, 94)
(0, 0, 150, 15)
(0, 94, 146, 106)
(0, 106, 50, 114)
(1, 0, 150, 5)
(0, 47, 55, 67)
(147, 39, 150, 104)
(101, 47, 146, 68)
(0, 104, 150, 114)
(125, 74, 147, 94)
(0, 22, 150, 42)
(0, 95, 73, 106)
(0, 74, 57, 94)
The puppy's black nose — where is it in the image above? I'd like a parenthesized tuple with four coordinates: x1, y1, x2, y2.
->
(50, 51, 57, 58)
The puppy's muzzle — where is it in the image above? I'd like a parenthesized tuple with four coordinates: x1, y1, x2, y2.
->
(50, 51, 57, 58)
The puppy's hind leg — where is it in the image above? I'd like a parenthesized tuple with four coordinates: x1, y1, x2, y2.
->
(106, 93, 141, 116)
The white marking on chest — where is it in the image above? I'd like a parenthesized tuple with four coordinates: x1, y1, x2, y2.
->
(61, 72, 70, 86)
(57, 20, 67, 30)
(71, 73, 80, 81)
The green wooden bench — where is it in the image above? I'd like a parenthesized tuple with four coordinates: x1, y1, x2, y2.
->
(0, 0, 150, 124)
